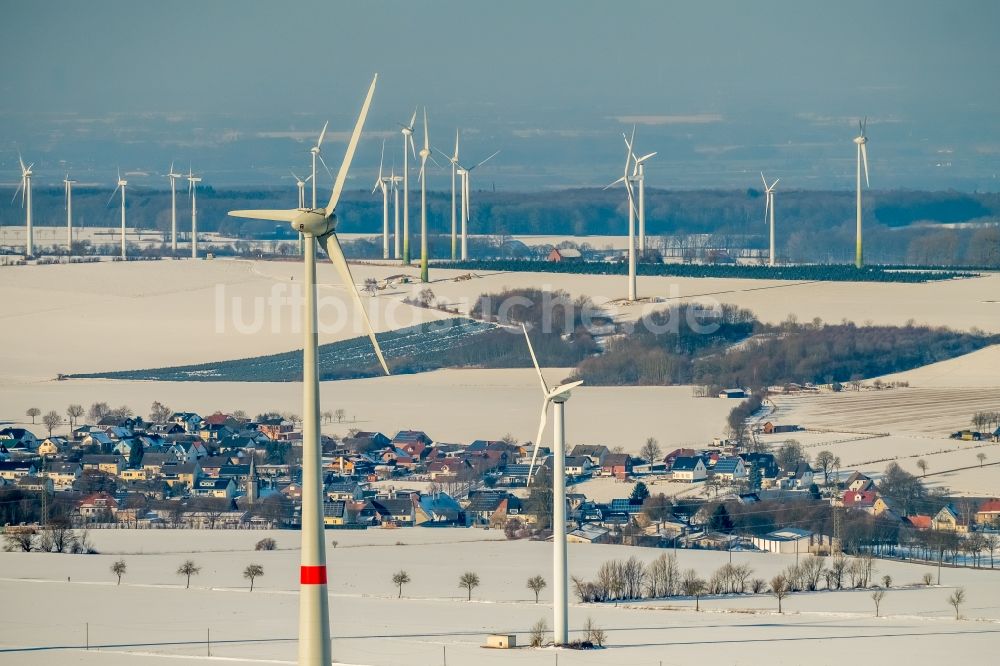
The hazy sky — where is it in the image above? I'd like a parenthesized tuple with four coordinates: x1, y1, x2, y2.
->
(2, 0, 999, 190)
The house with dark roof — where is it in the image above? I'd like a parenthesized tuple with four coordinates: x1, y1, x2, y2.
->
(601, 453, 632, 479)
(192, 477, 236, 499)
(570, 444, 610, 467)
(416, 492, 463, 524)
(465, 491, 522, 527)
(0, 427, 39, 451)
(711, 456, 747, 481)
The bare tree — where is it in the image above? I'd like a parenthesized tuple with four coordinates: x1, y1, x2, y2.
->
(681, 569, 707, 611)
(871, 589, 886, 617)
(177, 560, 201, 589)
(815, 450, 836, 486)
(243, 563, 264, 591)
(42, 410, 61, 437)
(527, 575, 547, 603)
(916, 459, 928, 477)
(87, 402, 110, 422)
(149, 401, 172, 424)
(459, 571, 480, 601)
(770, 574, 790, 613)
(255, 538, 277, 551)
(947, 587, 965, 619)
(26, 407, 40, 424)
(640, 437, 661, 464)
(66, 404, 84, 428)
(583, 616, 607, 647)
(392, 570, 411, 598)
(977, 452, 987, 468)
(4, 531, 36, 552)
(334, 409, 346, 423)
(111, 559, 127, 585)
(529, 618, 549, 647)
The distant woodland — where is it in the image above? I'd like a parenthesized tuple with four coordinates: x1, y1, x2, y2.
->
(3, 186, 999, 266)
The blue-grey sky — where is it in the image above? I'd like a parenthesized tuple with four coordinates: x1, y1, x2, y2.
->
(2, 0, 999, 190)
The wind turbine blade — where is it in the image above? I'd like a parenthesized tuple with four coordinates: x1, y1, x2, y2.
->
(378, 139, 386, 180)
(318, 153, 334, 182)
(321, 231, 390, 375)
(761, 172, 767, 188)
(317, 120, 328, 149)
(169, 161, 174, 176)
(18, 153, 26, 173)
(325, 73, 377, 217)
(408, 134, 417, 160)
(771, 178, 780, 189)
(521, 323, 550, 394)
(227, 209, 300, 222)
(604, 175, 625, 190)
(106, 186, 120, 207)
(547, 380, 584, 400)
(453, 128, 460, 161)
(861, 144, 870, 188)
(428, 154, 443, 170)
(12, 178, 24, 205)
(637, 152, 657, 163)
(764, 193, 770, 225)
(472, 150, 500, 170)
(422, 107, 429, 150)
(291, 170, 302, 183)
(527, 400, 549, 480)
(408, 107, 417, 129)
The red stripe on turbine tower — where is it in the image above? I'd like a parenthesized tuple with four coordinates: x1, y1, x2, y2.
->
(300, 566, 327, 585)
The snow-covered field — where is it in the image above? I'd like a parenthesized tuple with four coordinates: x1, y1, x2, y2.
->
(2, 529, 998, 666)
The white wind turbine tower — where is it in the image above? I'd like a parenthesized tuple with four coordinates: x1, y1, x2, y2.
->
(187, 168, 202, 259)
(292, 171, 314, 209)
(761, 172, 779, 267)
(523, 324, 583, 647)
(108, 169, 129, 259)
(629, 145, 656, 253)
(166, 162, 184, 252)
(399, 109, 417, 264)
(389, 167, 402, 259)
(371, 140, 391, 259)
(455, 148, 499, 261)
(63, 174, 77, 252)
(606, 128, 640, 301)
(853, 117, 870, 268)
(418, 108, 431, 283)
(12, 154, 34, 257)
(228, 75, 386, 666)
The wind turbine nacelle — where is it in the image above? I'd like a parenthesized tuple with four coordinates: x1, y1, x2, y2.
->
(853, 136, 867, 145)
(292, 211, 334, 236)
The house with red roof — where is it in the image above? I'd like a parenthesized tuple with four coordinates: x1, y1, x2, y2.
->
(975, 499, 1000, 527)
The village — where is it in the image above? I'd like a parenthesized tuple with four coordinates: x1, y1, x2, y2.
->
(3, 404, 999, 567)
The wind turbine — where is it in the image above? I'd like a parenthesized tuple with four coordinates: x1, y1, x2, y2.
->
(455, 148, 499, 260)
(292, 171, 314, 209)
(439, 129, 461, 260)
(12, 154, 34, 257)
(853, 118, 870, 268)
(606, 128, 640, 301)
(63, 175, 77, 252)
(108, 169, 129, 259)
(523, 324, 583, 647)
(389, 167, 402, 259)
(761, 172, 779, 267)
(418, 108, 431, 283)
(187, 168, 202, 259)
(372, 140, 391, 259)
(310, 121, 328, 210)
(400, 109, 417, 264)
(167, 162, 184, 253)
(227, 75, 386, 666)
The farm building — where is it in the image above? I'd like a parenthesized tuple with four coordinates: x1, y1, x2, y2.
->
(547, 247, 583, 262)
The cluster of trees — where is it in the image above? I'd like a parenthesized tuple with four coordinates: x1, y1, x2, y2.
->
(3, 525, 96, 554)
(971, 410, 1000, 432)
(575, 311, 997, 388)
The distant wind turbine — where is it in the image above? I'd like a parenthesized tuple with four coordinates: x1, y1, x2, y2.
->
(439, 129, 461, 260)
(418, 108, 431, 283)
(853, 117, 870, 268)
(167, 162, 184, 253)
(761, 172, 779, 267)
(107, 169, 128, 259)
(389, 167, 403, 259)
(12, 153, 34, 257)
(292, 171, 314, 209)
(523, 324, 583, 647)
(310, 121, 329, 210)
(187, 168, 202, 259)
(371, 140, 391, 259)
(606, 128, 640, 301)
(400, 109, 417, 264)
(64, 174, 77, 252)
(455, 148, 499, 261)
(626, 133, 656, 253)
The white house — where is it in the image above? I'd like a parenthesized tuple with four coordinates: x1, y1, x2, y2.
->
(671, 456, 707, 482)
